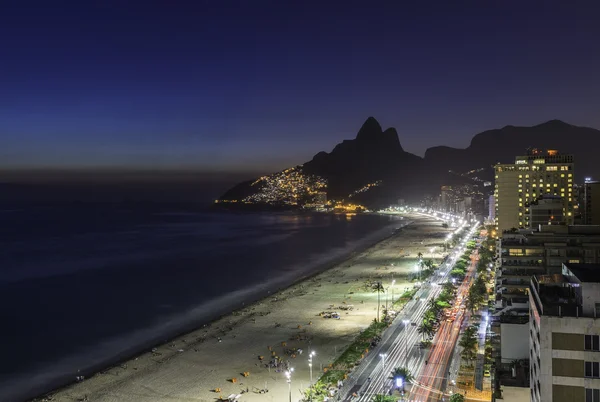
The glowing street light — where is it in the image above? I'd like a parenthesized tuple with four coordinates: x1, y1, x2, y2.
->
(308, 351, 316, 384)
(402, 319, 410, 364)
(285, 368, 294, 402)
(379, 353, 388, 371)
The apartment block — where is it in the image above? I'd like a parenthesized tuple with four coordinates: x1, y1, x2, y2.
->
(529, 263, 600, 402)
(496, 225, 600, 315)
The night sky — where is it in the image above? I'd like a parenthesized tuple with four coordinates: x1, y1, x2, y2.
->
(2, 1, 599, 175)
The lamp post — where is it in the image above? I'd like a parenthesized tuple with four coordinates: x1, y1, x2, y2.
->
(389, 280, 396, 309)
(285, 368, 294, 402)
(308, 351, 316, 384)
(379, 353, 388, 372)
(402, 319, 410, 365)
(377, 281, 382, 322)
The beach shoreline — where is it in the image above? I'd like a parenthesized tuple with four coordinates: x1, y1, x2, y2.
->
(32, 213, 448, 402)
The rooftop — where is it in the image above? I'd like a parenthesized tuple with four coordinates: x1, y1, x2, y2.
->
(530, 264, 600, 318)
(563, 263, 600, 283)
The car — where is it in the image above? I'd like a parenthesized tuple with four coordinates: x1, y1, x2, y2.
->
(484, 369, 491, 377)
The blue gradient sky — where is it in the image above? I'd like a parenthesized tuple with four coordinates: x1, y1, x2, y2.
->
(1, 1, 599, 174)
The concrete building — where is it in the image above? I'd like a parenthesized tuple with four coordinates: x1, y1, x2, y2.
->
(489, 194, 496, 222)
(440, 186, 452, 212)
(496, 225, 600, 314)
(529, 263, 600, 402)
(529, 195, 566, 228)
(494, 149, 574, 233)
(584, 179, 600, 225)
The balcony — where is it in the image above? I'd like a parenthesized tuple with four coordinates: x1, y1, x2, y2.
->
(501, 259, 543, 267)
(499, 268, 544, 277)
(497, 279, 529, 286)
(501, 252, 544, 258)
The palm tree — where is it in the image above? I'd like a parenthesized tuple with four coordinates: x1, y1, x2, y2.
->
(423, 309, 436, 324)
(389, 367, 413, 393)
(466, 289, 483, 313)
(417, 321, 430, 340)
(417, 252, 423, 260)
(418, 320, 435, 340)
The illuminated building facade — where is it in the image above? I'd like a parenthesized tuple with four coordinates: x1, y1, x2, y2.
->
(494, 149, 574, 233)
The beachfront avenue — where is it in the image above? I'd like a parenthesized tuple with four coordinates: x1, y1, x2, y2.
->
(337, 216, 480, 402)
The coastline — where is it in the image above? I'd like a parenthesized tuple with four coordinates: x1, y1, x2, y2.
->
(32, 214, 448, 402)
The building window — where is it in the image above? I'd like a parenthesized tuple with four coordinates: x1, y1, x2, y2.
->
(585, 335, 600, 351)
(585, 361, 600, 378)
(586, 388, 600, 402)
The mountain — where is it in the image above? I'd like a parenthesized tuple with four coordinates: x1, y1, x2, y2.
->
(423, 120, 600, 182)
(218, 118, 600, 209)
(218, 117, 449, 208)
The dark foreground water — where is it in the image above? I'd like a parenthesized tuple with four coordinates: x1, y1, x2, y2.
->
(0, 202, 404, 400)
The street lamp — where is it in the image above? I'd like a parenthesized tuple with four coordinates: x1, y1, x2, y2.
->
(308, 351, 316, 384)
(285, 368, 294, 402)
(379, 353, 388, 371)
(389, 280, 396, 309)
(402, 319, 410, 364)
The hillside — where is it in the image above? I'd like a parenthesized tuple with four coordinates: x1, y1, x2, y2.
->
(218, 118, 600, 209)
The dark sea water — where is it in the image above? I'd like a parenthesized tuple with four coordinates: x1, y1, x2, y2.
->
(0, 197, 404, 400)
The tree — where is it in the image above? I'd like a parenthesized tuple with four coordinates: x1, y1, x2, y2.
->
(449, 394, 465, 402)
(417, 252, 423, 260)
(442, 281, 456, 294)
(423, 309, 437, 324)
(372, 395, 395, 402)
(389, 367, 414, 393)
(466, 290, 482, 313)
(418, 320, 435, 340)
(459, 327, 478, 363)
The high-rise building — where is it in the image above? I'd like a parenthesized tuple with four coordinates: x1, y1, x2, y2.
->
(528, 195, 566, 228)
(440, 186, 452, 212)
(494, 149, 574, 233)
(584, 179, 600, 225)
(529, 263, 600, 402)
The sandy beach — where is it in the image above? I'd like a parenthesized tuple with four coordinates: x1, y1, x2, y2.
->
(41, 214, 449, 402)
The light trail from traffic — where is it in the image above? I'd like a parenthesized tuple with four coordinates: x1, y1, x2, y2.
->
(336, 218, 479, 402)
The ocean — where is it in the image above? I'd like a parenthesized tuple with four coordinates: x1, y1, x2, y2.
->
(0, 199, 404, 401)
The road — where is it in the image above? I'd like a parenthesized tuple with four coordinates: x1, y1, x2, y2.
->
(410, 250, 478, 402)
(335, 221, 478, 402)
